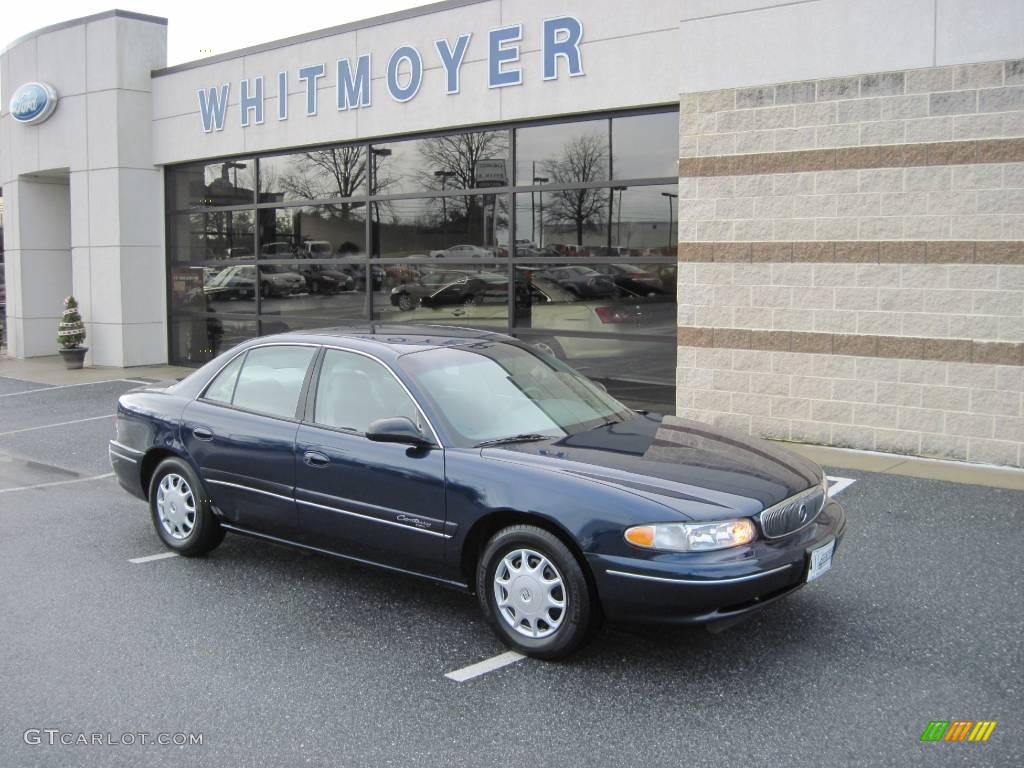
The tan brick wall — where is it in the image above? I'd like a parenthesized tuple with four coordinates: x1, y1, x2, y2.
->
(677, 60, 1024, 468)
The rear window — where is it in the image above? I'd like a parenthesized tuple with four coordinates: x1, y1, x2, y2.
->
(206, 345, 316, 419)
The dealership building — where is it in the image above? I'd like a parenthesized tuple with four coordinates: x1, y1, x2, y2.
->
(2, 0, 1023, 468)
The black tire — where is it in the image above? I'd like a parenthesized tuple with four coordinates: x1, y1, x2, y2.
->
(148, 457, 225, 557)
(477, 525, 595, 660)
(397, 292, 415, 312)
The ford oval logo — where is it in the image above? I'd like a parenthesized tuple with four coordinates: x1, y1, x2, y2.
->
(9, 82, 59, 125)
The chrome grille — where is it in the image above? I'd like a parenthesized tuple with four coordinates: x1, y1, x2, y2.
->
(758, 486, 825, 539)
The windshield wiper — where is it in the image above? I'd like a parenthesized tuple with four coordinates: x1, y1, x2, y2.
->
(474, 433, 552, 448)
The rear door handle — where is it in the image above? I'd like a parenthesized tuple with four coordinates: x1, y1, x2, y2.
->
(303, 451, 330, 468)
(192, 426, 214, 441)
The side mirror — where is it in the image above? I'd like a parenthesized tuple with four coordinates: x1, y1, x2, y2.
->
(366, 416, 432, 447)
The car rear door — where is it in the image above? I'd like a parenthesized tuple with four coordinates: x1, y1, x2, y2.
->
(181, 344, 318, 539)
(293, 348, 448, 576)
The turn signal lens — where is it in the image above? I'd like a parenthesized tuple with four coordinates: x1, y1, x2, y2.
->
(624, 519, 756, 552)
(624, 525, 655, 547)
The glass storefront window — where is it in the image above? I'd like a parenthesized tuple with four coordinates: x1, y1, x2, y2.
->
(258, 147, 368, 202)
(165, 109, 679, 407)
(170, 315, 258, 364)
(516, 119, 609, 186)
(257, 265, 369, 324)
(258, 205, 367, 259)
(373, 263, 510, 329)
(370, 130, 510, 195)
(608, 184, 680, 258)
(612, 112, 680, 179)
(372, 195, 510, 259)
(513, 265, 675, 335)
(169, 211, 256, 263)
(513, 192, 609, 256)
(514, 331, 676, 414)
(167, 160, 255, 210)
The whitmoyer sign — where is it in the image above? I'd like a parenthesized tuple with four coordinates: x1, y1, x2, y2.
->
(197, 16, 584, 133)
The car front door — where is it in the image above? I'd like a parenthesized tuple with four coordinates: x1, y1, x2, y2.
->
(293, 348, 448, 576)
(182, 344, 318, 539)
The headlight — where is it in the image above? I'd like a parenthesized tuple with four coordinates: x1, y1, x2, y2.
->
(624, 519, 756, 552)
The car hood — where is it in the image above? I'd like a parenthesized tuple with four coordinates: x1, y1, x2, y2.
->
(483, 413, 822, 520)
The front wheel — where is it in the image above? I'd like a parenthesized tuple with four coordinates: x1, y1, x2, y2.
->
(148, 458, 225, 556)
(477, 525, 596, 659)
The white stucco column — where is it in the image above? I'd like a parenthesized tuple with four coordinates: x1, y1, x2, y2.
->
(1, 10, 168, 365)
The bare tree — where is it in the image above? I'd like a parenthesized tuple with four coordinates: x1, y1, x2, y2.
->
(278, 147, 371, 220)
(415, 131, 509, 193)
(542, 135, 609, 245)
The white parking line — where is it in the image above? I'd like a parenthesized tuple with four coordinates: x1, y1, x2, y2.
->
(826, 476, 857, 496)
(0, 378, 148, 398)
(0, 472, 114, 494)
(444, 651, 524, 682)
(0, 415, 111, 437)
(128, 552, 179, 564)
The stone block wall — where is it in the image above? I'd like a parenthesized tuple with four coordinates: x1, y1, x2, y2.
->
(676, 60, 1024, 468)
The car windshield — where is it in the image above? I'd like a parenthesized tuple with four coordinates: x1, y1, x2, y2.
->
(397, 342, 632, 447)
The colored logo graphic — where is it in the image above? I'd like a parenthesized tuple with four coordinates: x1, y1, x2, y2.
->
(9, 82, 59, 124)
(920, 721, 997, 742)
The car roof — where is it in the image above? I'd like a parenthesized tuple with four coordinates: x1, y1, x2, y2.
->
(246, 324, 517, 359)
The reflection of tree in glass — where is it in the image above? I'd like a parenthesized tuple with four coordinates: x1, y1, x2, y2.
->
(411, 131, 510, 243)
(542, 135, 610, 245)
(416, 131, 509, 192)
(277, 148, 382, 220)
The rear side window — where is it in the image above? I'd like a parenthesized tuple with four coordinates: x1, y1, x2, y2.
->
(203, 354, 244, 404)
(216, 345, 316, 419)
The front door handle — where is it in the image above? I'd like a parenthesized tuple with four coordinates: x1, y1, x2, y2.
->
(192, 426, 214, 441)
(303, 451, 330, 468)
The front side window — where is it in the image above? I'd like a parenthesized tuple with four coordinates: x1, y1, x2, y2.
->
(397, 342, 631, 447)
(314, 349, 420, 433)
(226, 345, 317, 419)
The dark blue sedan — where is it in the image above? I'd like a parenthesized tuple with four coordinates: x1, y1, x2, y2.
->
(110, 326, 846, 659)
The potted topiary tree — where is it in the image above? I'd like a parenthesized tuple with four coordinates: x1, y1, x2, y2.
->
(57, 295, 88, 369)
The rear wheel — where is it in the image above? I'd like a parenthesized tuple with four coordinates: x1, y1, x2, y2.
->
(148, 458, 225, 556)
(477, 525, 595, 659)
(397, 292, 416, 311)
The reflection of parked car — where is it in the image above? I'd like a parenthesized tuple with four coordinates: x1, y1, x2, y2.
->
(336, 257, 385, 292)
(538, 266, 617, 298)
(398, 276, 675, 362)
(259, 264, 306, 297)
(390, 270, 506, 312)
(297, 263, 355, 294)
(656, 264, 678, 296)
(429, 244, 494, 259)
(302, 240, 333, 257)
(204, 265, 256, 300)
(225, 246, 254, 259)
(592, 264, 667, 296)
(261, 241, 296, 257)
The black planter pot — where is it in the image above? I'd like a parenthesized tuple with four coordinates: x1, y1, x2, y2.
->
(58, 347, 88, 370)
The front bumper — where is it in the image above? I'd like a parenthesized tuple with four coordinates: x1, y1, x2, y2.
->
(587, 498, 847, 626)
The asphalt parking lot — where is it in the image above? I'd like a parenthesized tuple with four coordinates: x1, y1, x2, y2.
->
(0, 375, 1021, 767)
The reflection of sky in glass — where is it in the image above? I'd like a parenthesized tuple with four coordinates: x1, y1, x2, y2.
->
(515, 119, 608, 185)
(612, 113, 679, 179)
